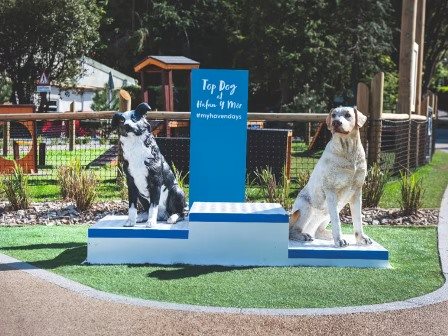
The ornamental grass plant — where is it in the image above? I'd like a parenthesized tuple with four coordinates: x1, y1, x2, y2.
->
(0, 161, 30, 210)
(57, 159, 97, 211)
(399, 170, 424, 215)
(362, 163, 390, 208)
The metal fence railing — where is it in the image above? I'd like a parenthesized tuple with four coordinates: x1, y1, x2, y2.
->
(0, 109, 435, 201)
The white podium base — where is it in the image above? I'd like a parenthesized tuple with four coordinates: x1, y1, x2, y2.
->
(86, 202, 390, 268)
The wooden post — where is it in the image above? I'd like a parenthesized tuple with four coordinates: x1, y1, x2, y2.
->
(118, 89, 131, 111)
(285, 130, 292, 180)
(368, 73, 384, 165)
(398, 0, 418, 116)
(68, 102, 76, 151)
(38, 143, 46, 166)
(420, 94, 429, 165)
(415, 0, 426, 115)
(3, 122, 10, 156)
(356, 82, 370, 151)
(13, 141, 19, 161)
(415, 0, 426, 167)
(140, 71, 148, 103)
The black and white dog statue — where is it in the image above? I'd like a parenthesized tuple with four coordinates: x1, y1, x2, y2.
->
(112, 103, 186, 227)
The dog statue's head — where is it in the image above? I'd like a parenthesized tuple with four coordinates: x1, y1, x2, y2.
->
(111, 103, 152, 137)
(326, 106, 367, 136)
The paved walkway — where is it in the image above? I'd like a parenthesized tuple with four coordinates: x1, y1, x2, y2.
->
(1, 133, 448, 335)
(435, 128, 448, 152)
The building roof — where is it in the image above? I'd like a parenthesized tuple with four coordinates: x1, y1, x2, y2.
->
(134, 55, 200, 72)
(80, 57, 137, 88)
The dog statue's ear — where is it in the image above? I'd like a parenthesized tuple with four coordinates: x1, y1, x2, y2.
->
(326, 108, 334, 130)
(354, 107, 367, 128)
(111, 113, 123, 129)
(134, 103, 152, 118)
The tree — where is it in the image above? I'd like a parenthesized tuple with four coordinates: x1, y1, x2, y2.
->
(91, 84, 119, 111)
(0, 0, 104, 104)
(228, 0, 393, 110)
(423, 0, 448, 91)
(94, 0, 236, 74)
(0, 74, 12, 104)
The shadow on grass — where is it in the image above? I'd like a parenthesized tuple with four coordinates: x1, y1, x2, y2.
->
(146, 265, 253, 280)
(1, 242, 84, 251)
(0, 243, 86, 271)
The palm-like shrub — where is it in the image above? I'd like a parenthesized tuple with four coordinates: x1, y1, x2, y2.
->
(362, 163, 390, 208)
(399, 171, 424, 215)
(57, 159, 97, 211)
(0, 161, 30, 210)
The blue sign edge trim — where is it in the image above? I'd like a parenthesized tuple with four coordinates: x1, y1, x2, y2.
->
(288, 248, 389, 260)
(88, 228, 189, 239)
(189, 212, 289, 223)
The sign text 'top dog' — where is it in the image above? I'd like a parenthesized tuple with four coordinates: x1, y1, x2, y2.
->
(189, 69, 249, 207)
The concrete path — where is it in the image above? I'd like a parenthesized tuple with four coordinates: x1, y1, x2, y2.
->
(435, 127, 448, 152)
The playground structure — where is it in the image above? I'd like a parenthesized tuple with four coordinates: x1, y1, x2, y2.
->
(134, 55, 199, 137)
(0, 104, 37, 173)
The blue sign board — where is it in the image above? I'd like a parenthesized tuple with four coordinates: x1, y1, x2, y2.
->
(189, 69, 249, 206)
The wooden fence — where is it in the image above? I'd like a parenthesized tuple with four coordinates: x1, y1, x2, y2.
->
(0, 72, 438, 183)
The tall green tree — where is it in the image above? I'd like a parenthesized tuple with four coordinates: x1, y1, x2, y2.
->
(229, 0, 393, 110)
(423, 0, 448, 91)
(0, 74, 12, 103)
(0, 0, 104, 104)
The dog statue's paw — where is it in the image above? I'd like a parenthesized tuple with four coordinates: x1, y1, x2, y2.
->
(124, 220, 135, 227)
(146, 219, 157, 228)
(356, 233, 372, 245)
(289, 231, 313, 242)
(167, 214, 180, 224)
(334, 238, 349, 247)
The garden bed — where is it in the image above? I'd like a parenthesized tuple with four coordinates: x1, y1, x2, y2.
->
(0, 200, 439, 227)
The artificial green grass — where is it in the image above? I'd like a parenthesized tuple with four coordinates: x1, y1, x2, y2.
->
(380, 151, 448, 208)
(0, 225, 443, 308)
(27, 180, 122, 202)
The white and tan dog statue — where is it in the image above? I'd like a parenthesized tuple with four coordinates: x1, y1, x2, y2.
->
(289, 106, 372, 247)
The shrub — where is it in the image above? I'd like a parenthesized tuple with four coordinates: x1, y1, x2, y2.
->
(0, 161, 30, 210)
(362, 163, 390, 208)
(254, 166, 293, 210)
(57, 159, 81, 200)
(58, 159, 97, 211)
(399, 171, 424, 215)
(172, 164, 188, 195)
(246, 173, 263, 202)
(295, 170, 311, 191)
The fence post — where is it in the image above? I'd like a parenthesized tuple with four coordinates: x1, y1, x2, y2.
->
(2, 122, 10, 156)
(68, 102, 76, 151)
(117, 90, 131, 184)
(13, 140, 19, 161)
(118, 89, 131, 112)
(38, 143, 46, 166)
(356, 82, 370, 152)
(368, 72, 384, 165)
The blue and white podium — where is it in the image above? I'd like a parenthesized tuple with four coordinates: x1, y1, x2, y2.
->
(86, 202, 390, 268)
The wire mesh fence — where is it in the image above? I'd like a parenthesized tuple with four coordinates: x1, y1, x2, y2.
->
(0, 113, 435, 202)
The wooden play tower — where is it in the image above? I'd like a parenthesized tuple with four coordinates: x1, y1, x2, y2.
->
(134, 56, 200, 136)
